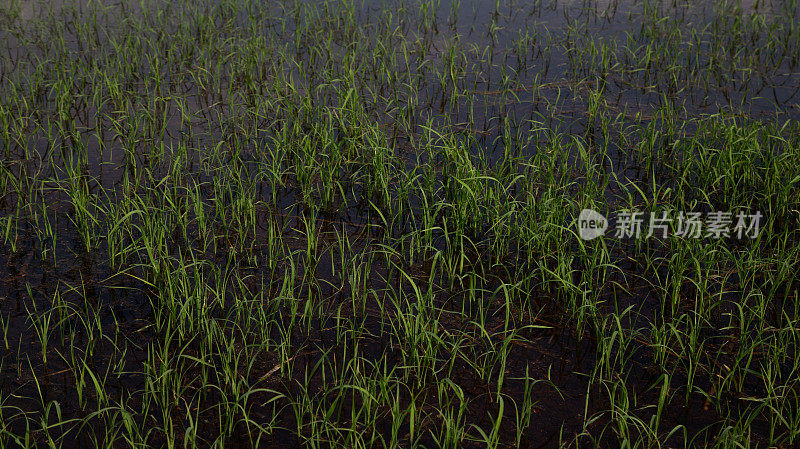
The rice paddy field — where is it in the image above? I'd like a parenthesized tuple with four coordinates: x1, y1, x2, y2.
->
(1, 0, 799, 447)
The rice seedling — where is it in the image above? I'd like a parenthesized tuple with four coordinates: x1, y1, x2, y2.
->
(0, 0, 799, 447)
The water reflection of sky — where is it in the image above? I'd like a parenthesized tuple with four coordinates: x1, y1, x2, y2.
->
(355, 0, 800, 121)
(4, 0, 798, 123)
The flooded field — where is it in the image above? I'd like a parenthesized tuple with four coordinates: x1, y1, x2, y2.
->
(1, 0, 799, 447)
